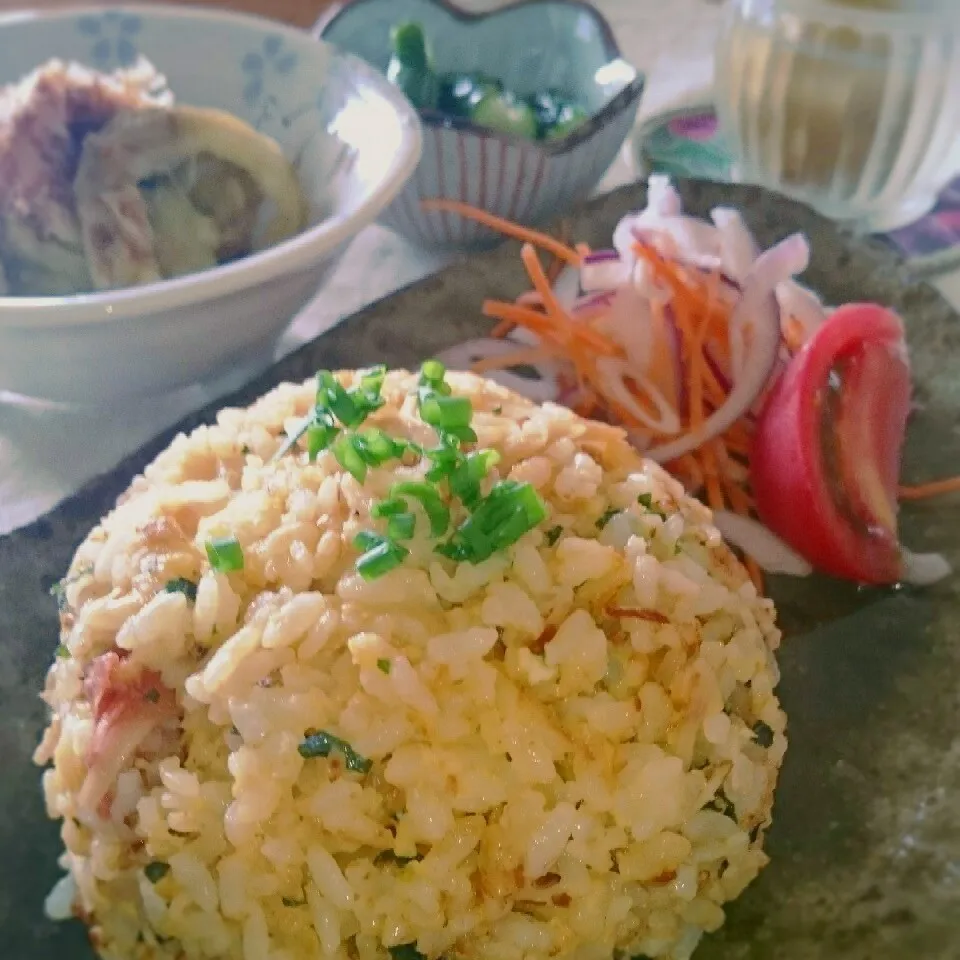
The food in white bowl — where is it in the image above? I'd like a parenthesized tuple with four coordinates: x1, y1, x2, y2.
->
(0, 57, 306, 296)
(0, 5, 421, 404)
(36, 364, 786, 960)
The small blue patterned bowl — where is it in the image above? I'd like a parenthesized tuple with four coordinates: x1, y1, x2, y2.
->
(315, 0, 644, 251)
(0, 4, 421, 404)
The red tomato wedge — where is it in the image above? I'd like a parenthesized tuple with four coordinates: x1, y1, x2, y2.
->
(750, 303, 911, 584)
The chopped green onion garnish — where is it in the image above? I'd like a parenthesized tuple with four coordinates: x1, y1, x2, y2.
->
(374, 850, 422, 866)
(356, 539, 409, 580)
(419, 359, 448, 388)
(354, 531, 385, 552)
(377, 658, 392, 674)
(638, 492, 666, 518)
(424, 443, 463, 482)
(298, 729, 372, 772)
(164, 578, 198, 602)
(442, 424, 478, 444)
(448, 449, 500, 508)
(317, 371, 360, 427)
(419, 393, 473, 430)
(596, 508, 619, 529)
(438, 480, 547, 563)
(333, 433, 369, 483)
(545, 526, 563, 547)
(306, 418, 339, 460)
(752, 720, 775, 748)
(390, 481, 450, 536)
(358, 427, 407, 463)
(388, 511, 417, 541)
(372, 497, 407, 518)
(49, 582, 68, 612)
(144, 861, 170, 884)
(314, 367, 387, 429)
(55, 643, 71, 659)
(389, 945, 427, 960)
(205, 535, 244, 573)
(358, 364, 387, 397)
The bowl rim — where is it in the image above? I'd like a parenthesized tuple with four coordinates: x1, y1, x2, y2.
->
(313, 0, 645, 156)
(0, 2, 423, 329)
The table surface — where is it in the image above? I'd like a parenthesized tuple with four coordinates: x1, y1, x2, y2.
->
(0, 0, 956, 536)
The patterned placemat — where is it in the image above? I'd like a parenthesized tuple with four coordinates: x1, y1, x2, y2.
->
(632, 101, 960, 278)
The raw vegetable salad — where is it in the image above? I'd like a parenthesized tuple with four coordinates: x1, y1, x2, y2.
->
(427, 176, 959, 588)
(386, 21, 588, 140)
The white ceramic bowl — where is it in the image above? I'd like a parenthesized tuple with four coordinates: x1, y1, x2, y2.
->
(0, 4, 422, 404)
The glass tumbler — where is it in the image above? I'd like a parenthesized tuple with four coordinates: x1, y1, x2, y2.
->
(714, 0, 960, 232)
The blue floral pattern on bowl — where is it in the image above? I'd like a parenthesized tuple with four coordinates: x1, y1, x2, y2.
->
(240, 34, 299, 111)
(76, 10, 143, 68)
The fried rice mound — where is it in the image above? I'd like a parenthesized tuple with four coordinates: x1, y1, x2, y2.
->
(35, 370, 787, 960)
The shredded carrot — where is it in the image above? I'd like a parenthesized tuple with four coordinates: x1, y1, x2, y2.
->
(490, 318, 515, 339)
(698, 443, 726, 512)
(575, 242, 592, 257)
(420, 198, 582, 266)
(898, 477, 960, 501)
(745, 557, 765, 593)
(483, 299, 618, 357)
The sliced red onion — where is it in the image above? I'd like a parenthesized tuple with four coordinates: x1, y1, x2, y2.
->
(571, 291, 616, 316)
(900, 549, 952, 586)
(731, 234, 809, 379)
(552, 265, 580, 309)
(557, 384, 589, 408)
(594, 356, 682, 435)
(718, 271, 743, 293)
(711, 511, 814, 577)
(435, 339, 560, 403)
(777, 279, 829, 344)
(631, 257, 666, 303)
(710, 207, 759, 283)
(630, 219, 722, 268)
(645, 234, 809, 464)
(597, 285, 656, 374)
(507, 325, 540, 347)
(612, 215, 642, 264)
(646, 174, 683, 217)
(583, 249, 620, 262)
(581, 255, 631, 293)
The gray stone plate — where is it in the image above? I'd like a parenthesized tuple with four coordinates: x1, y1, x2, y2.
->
(1, 180, 958, 960)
